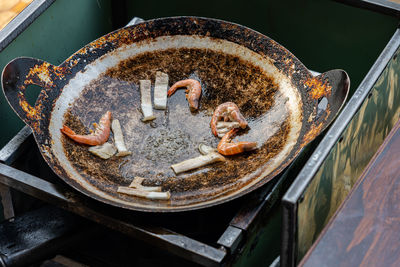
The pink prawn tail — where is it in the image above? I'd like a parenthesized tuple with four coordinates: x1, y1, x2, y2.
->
(60, 125, 76, 137)
(167, 80, 186, 97)
(210, 117, 219, 137)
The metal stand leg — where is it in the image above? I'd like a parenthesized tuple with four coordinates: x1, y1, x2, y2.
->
(0, 184, 14, 220)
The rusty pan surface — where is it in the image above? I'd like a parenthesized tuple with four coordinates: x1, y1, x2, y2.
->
(1, 17, 349, 212)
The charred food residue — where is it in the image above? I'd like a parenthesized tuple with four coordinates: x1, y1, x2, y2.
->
(61, 47, 289, 205)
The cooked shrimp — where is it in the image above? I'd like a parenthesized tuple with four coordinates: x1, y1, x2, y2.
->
(217, 129, 257, 156)
(210, 102, 248, 137)
(60, 111, 112, 146)
(167, 79, 202, 111)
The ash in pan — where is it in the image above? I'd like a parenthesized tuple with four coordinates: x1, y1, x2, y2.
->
(142, 129, 191, 164)
(62, 47, 290, 203)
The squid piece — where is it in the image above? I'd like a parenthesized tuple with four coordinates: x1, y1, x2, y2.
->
(88, 142, 116, 159)
(210, 102, 248, 137)
(216, 121, 241, 129)
(171, 152, 225, 174)
(153, 71, 169, 110)
(129, 177, 162, 192)
(111, 119, 132, 157)
(140, 80, 156, 121)
(198, 144, 217, 155)
(117, 186, 171, 200)
(216, 121, 240, 138)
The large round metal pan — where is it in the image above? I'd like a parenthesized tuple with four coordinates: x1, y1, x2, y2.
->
(1, 17, 349, 212)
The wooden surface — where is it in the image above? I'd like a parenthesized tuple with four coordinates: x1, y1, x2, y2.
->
(300, 117, 400, 267)
(0, 0, 32, 31)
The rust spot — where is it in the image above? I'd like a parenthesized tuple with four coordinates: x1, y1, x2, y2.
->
(75, 28, 133, 57)
(302, 122, 324, 147)
(25, 62, 54, 86)
(325, 105, 331, 120)
(305, 77, 332, 100)
(25, 62, 64, 87)
(18, 91, 38, 119)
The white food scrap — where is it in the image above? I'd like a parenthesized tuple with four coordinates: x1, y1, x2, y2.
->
(198, 144, 217, 155)
(88, 142, 116, 159)
(111, 119, 132, 157)
(216, 121, 240, 138)
(216, 121, 240, 129)
(171, 152, 225, 174)
(153, 71, 169, 110)
(140, 80, 156, 121)
(117, 186, 171, 200)
(129, 177, 162, 192)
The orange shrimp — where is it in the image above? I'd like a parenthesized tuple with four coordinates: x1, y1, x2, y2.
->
(217, 128, 257, 156)
(210, 102, 248, 137)
(60, 111, 112, 146)
(167, 79, 202, 111)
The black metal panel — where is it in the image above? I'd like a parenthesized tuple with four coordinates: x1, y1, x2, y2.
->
(0, 205, 94, 267)
(281, 27, 400, 267)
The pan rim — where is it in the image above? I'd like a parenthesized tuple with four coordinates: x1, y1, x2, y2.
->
(48, 32, 304, 212)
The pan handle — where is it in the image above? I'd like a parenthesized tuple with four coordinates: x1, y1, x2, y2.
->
(302, 69, 350, 145)
(2, 57, 62, 129)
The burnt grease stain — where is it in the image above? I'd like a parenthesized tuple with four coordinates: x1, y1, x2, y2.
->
(61, 47, 290, 205)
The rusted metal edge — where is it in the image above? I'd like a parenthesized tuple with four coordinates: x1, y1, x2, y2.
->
(0, 162, 226, 267)
(0, 126, 32, 165)
(126, 17, 145, 27)
(0, 0, 55, 52)
(281, 27, 400, 267)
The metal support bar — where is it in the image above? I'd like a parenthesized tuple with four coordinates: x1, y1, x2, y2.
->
(0, 184, 14, 220)
(0, 126, 32, 165)
(217, 226, 243, 254)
